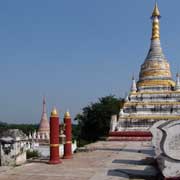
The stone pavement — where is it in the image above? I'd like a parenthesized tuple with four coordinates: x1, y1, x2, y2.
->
(0, 141, 158, 180)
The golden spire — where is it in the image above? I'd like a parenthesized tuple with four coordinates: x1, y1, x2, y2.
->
(151, 2, 161, 40)
(51, 107, 58, 117)
(64, 110, 71, 118)
(152, 2, 160, 17)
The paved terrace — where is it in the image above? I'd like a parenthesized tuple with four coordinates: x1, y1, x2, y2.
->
(0, 141, 158, 180)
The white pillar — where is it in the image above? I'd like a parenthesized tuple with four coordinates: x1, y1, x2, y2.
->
(110, 115, 117, 132)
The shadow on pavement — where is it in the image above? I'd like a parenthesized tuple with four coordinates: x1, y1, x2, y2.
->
(107, 167, 159, 180)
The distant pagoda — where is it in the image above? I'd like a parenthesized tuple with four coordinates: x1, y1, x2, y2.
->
(109, 3, 180, 141)
(37, 97, 50, 140)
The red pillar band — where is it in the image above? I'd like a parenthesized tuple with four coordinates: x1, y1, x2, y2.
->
(49, 108, 62, 164)
(63, 111, 73, 159)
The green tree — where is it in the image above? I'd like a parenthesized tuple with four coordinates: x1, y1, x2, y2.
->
(75, 95, 124, 142)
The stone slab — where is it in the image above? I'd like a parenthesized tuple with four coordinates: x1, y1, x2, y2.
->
(152, 120, 180, 178)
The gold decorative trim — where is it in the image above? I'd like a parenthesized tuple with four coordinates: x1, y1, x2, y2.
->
(50, 144, 59, 147)
(124, 102, 180, 106)
(137, 80, 175, 87)
(66, 141, 72, 144)
(64, 111, 71, 118)
(51, 108, 59, 117)
(141, 61, 170, 69)
(122, 116, 180, 120)
(130, 91, 180, 95)
(140, 70, 171, 77)
(152, 21, 160, 40)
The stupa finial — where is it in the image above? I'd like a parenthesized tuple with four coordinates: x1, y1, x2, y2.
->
(42, 96, 46, 113)
(152, 1, 160, 18)
(151, 2, 161, 40)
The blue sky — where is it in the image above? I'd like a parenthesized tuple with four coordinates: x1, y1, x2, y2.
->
(0, 0, 180, 124)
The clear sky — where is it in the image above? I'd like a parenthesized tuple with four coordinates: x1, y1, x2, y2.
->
(0, 0, 180, 124)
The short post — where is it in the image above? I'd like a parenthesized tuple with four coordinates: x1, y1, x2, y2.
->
(63, 111, 72, 159)
(49, 108, 62, 164)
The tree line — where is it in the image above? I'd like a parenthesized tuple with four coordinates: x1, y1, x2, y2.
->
(0, 122, 38, 135)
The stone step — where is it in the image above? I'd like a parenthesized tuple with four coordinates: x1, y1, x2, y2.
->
(107, 136, 152, 141)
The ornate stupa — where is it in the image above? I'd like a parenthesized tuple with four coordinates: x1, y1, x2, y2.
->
(37, 97, 50, 140)
(109, 3, 180, 140)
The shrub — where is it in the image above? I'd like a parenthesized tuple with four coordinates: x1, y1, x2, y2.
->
(26, 150, 40, 159)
